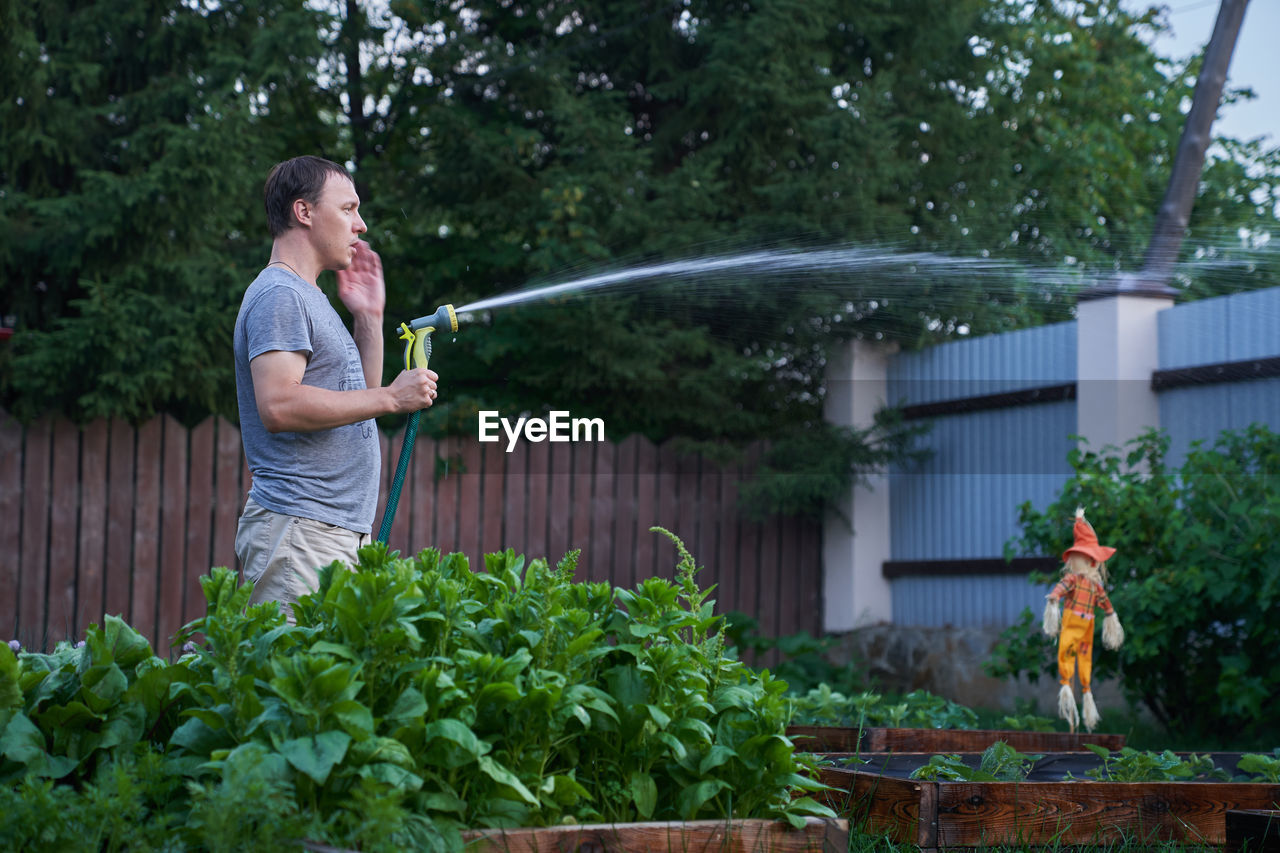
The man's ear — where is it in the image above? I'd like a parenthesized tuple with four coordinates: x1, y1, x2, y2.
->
(292, 198, 311, 228)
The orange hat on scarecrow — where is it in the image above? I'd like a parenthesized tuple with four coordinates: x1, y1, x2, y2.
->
(1061, 512, 1116, 564)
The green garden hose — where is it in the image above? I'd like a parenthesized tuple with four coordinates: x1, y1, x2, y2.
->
(377, 304, 457, 544)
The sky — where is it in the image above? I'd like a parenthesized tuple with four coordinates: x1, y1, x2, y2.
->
(1146, 0, 1279, 146)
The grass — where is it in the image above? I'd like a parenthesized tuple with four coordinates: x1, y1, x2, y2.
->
(846, 825, 1224, 853)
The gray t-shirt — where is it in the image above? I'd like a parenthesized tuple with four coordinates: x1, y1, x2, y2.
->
(233, 267, 381, 533)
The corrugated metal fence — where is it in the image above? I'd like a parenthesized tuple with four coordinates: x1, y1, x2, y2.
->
(885, 287, 1280, 628)
(1, 412, 822, 654)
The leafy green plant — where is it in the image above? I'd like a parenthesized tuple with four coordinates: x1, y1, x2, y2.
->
(0, 615, 185, 786)
(1083, 745, 1229, 782)
(988, 426, 1280, 745)
(1237, 749, 1280, 783)
(2, 532, 835, 851)
(723, 612, 866, 695)
(999, 713, 1057, 733)
(909, 741, 1041, 782)
(789, 685, 979, 730)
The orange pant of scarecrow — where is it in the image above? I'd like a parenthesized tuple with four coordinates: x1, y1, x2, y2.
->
(1057, 609, 1096, 692)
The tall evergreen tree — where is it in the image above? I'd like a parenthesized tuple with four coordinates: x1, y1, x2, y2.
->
(0, 0, 336, 423)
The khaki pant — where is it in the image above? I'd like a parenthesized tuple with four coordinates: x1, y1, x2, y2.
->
(1057, 608, 1096, 692)
(234, 497, 368, 624)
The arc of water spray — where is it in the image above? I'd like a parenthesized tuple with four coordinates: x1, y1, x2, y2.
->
(454, 247, 1027, 315)
(453, 243, 1262, 318)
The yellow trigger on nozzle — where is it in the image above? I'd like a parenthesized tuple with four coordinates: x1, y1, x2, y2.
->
(399, 322, 434, 372)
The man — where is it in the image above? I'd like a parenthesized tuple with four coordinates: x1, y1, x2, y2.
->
(233, 156, 437, 620)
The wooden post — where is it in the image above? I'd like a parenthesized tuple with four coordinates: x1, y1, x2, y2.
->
(1140, 0, 1251, 290)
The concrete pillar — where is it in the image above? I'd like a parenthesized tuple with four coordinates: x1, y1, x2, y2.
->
(1075, 287, 1174, 450)
(822, 339, 897, 632)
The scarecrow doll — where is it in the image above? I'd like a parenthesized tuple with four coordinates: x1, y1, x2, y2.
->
(1042, 507, 1125, 732)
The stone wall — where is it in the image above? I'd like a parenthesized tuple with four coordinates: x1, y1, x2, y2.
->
(831, 623, 1130, 718)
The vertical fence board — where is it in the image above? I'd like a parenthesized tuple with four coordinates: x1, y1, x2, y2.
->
(611, 436, 639, 591)
(803, 512, 824, 630)
(433, 437, 460, 555)
(213, 419, 242, 573)
(0, 414, 22, 642)
(502, 442, 529, 559)
(632, 439, 658, 584)
(734, 445, 763, 635)
(132, 418, 163, 648)
(481, 441, 506, 558)
(777, 515, 799, 643)
(407, 434, 437, 553)
(47, 421, 79, 644)
(716, 453, 743, 619)
(524, 439, 549, 564)
(157, 416, 188, 652)
(649, 442, 682, 578)
(457, 439, 482, 566)
(588, 440, 616, 584)
(375, 429, 392, 538)
(19, 419, 51, 648)
(547, 442, 571, 567)
(756, 475, 782, 667)
(184, 419, 215, 629)
(696, 455, 722, 600)
(77, 420, 109, 637)
(105, 420, 135, 622)
(570, 443, 594, 578)
(674, 451, 700, 573)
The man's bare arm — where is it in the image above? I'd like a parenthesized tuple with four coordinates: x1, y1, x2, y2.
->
(251, 350, 436, 433)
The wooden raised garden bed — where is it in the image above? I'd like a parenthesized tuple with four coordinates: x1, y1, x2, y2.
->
(787, 725, 1125, 754)
(818, 754, 1280, 851)
(457, 817, 850, 852)
(1226, 809, 1280, 853)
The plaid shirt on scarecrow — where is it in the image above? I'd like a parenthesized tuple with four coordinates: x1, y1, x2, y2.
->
(1049, 574, 1115, 619)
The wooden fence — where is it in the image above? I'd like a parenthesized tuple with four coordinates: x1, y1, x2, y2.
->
(1, 411, 823, 654)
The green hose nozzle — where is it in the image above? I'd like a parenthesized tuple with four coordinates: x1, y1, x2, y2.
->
(398, 304, 457, 372)
(380, 303, 458, 544)
(409, 304, 458, 334)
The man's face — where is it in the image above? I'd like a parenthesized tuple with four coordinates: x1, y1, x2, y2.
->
(310, 173, 366, 270)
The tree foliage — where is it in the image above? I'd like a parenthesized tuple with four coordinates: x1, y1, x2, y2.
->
(0, 0, 333, 424)
(2, 0, 1278, 511)
(988, 426, 1280, 745)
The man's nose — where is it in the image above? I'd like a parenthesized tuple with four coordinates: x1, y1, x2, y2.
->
(354, 213, 367, 233)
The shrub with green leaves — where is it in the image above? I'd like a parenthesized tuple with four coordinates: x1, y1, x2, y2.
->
(789, 684, 979, 730)
(987, 426, 1280, 745)
(1, 531, 833, 852)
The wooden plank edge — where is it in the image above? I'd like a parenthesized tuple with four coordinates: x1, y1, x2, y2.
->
(788, 725, 1126, 754)
(458, 817, 850, 853)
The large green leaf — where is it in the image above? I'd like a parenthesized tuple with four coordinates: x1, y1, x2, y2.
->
(477, 755, 538, 806)
(277, 731, 351, 785)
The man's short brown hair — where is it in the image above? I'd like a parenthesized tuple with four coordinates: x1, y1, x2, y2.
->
(263, 156, 353, 238)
